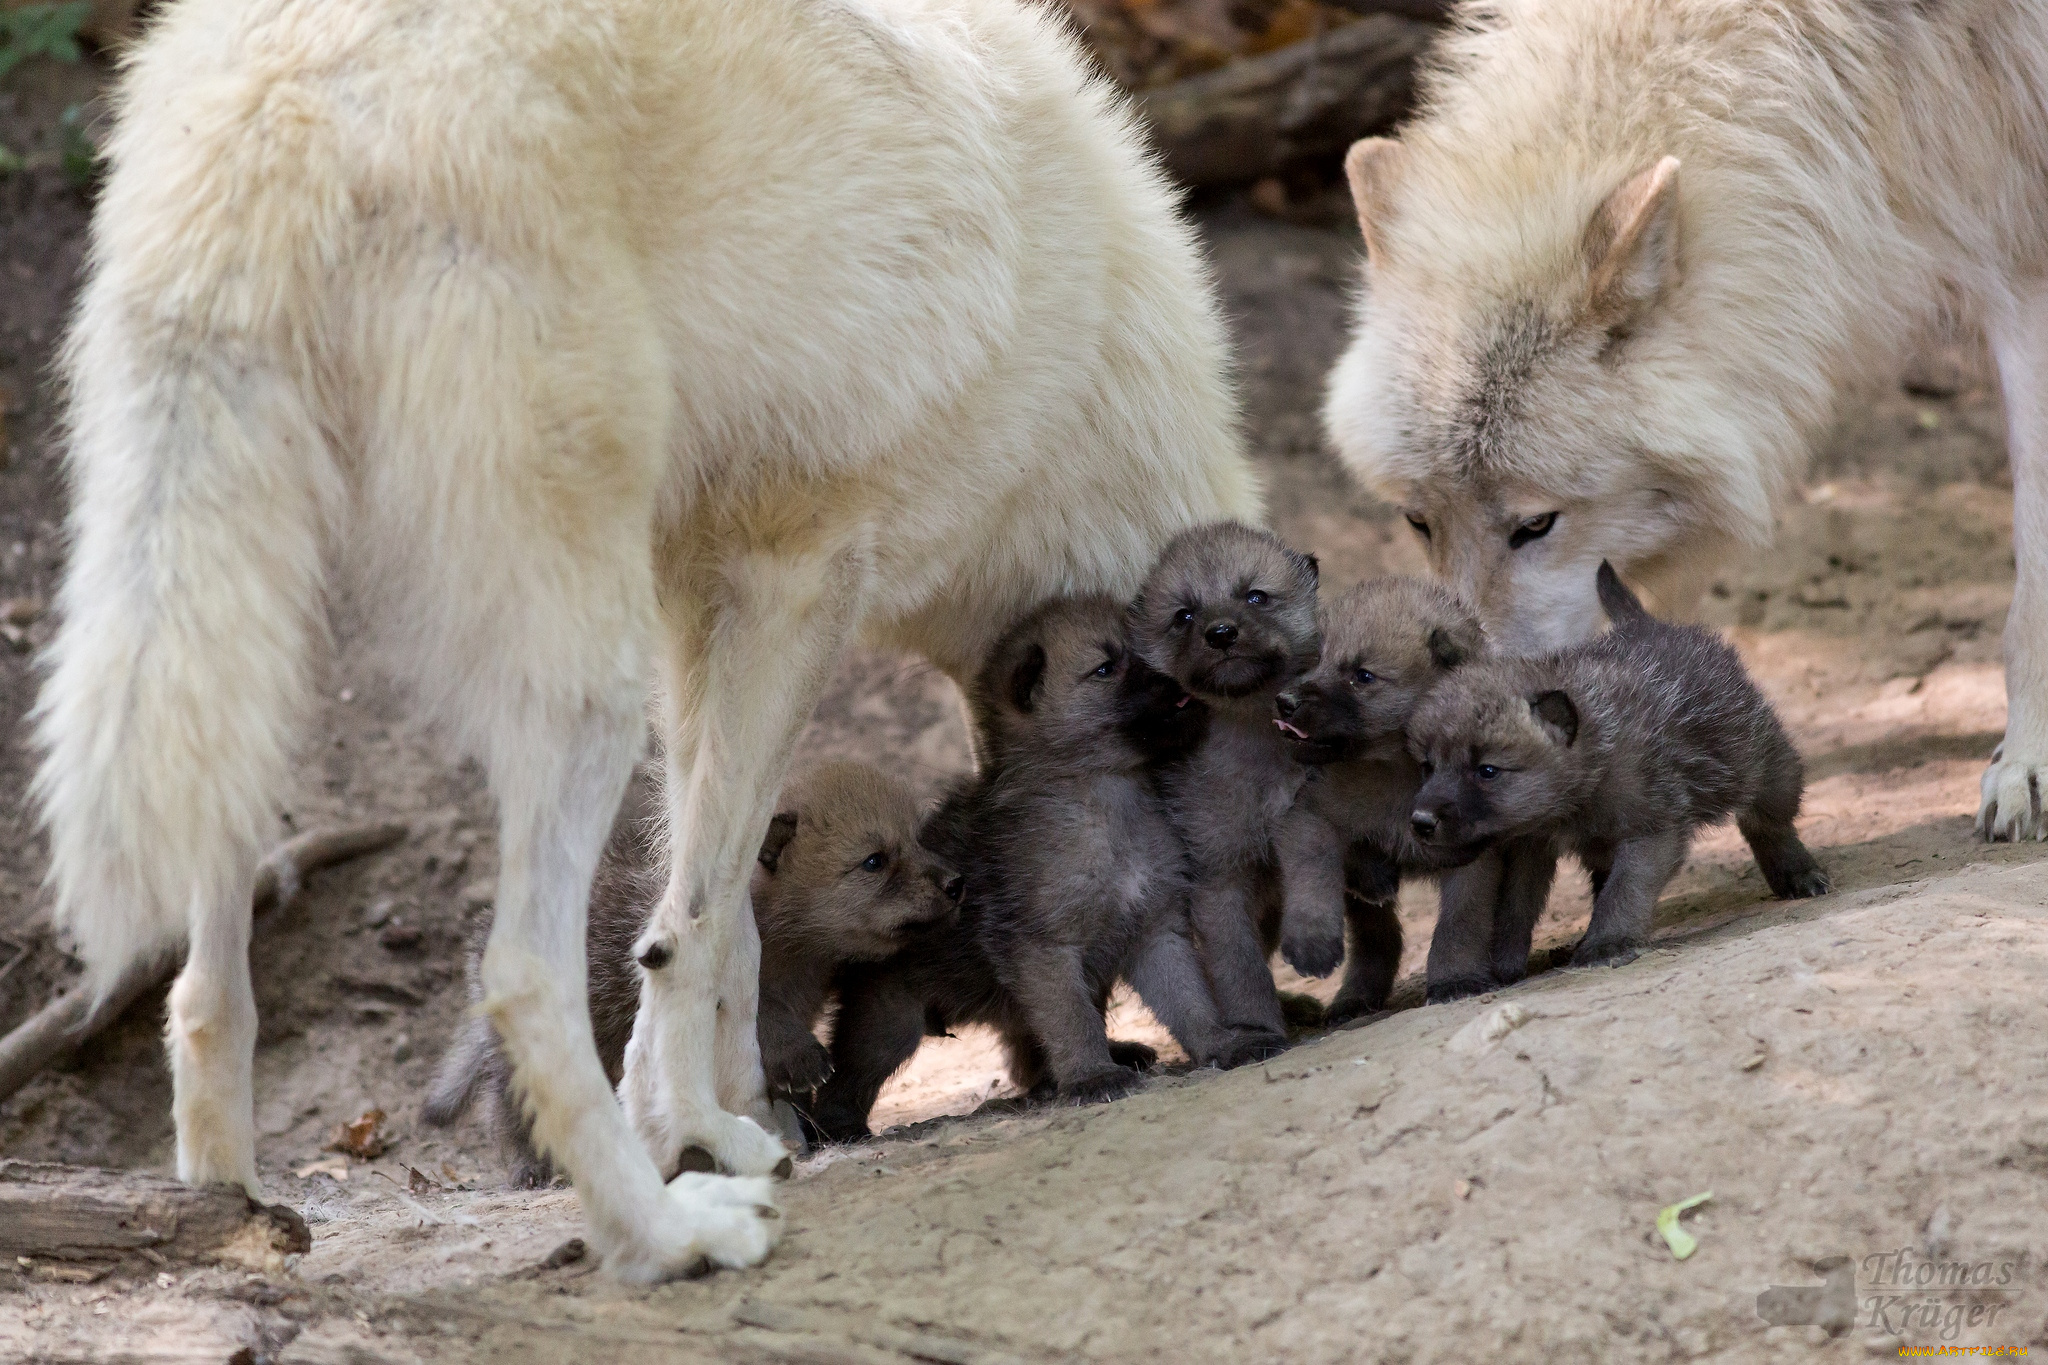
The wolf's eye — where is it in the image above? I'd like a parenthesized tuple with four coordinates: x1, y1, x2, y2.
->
(1509, 512, 1557, 549)
(860, 851, 889, 872)
(1245, 590, 1269, 607)
(1172, 608, 1196, 628)
(1092, 657, 1116, 678)
(1351, 668, 1376, 686)
(1476, 764, 1501, 781)
(1404, 512, 1431, 540)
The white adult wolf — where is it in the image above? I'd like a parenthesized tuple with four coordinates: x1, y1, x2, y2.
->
(1323, 0, 2048, 838)
(33, 0, 1254, 1279)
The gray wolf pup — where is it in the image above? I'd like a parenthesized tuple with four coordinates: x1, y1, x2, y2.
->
(1323, 0, 2048, 841)
(1129, 522, 1323, 1057)
(1407, 564, 1828, 987)
(31, 0, 1255, 1278)
(423, 763, 959, 1187)
(1271, 578, 1484, 1021)
(810, 595, 1227, 1140)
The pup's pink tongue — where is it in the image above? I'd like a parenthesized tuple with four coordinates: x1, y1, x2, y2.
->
(1176, 695, 1191, 708)
(1274, 720, 1308, 739)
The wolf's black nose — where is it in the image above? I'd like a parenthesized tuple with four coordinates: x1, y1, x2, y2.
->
(1275, 692, 1299, 719)
(1410, 810, 1438, 839)
(1204, 621, 1238, 650)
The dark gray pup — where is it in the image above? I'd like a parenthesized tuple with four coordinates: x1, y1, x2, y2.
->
(1407, 563, 1828, 989)
(810, 594, 1227, 1141)
(1271, 577, 1485, 1022)
(422, 761, 959, 1187)
(1129, 521, 1323, 1057)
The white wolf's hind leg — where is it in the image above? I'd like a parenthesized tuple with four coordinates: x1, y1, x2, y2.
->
(167, 879, 260, 1194)
(622, 535, 870, 1180)
(1981, 279, 2048, 840)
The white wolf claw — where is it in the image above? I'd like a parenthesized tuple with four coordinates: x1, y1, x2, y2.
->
(604, 1172, 782, 1283)
(1978, 741, 2048, 841)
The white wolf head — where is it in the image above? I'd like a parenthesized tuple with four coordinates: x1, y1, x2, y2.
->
(1323, 131, 1800, 656)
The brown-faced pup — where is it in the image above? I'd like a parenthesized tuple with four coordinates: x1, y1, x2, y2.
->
(1271, 577, 1484, 1021)
(423, 762, 958, 1186)
(1129, 522, 1322, 1058)
(810, 594, 1225, 1141)
(1407, 563, 1827, 988)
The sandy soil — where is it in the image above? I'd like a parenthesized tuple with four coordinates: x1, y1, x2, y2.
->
(3, 56, 2046, 1365)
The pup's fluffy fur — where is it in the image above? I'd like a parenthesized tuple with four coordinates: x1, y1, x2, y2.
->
(1129, 522, 1322, 1056)
(422, 762, 957, 1187)
(1407, 564, 1828, 989)
(811, 595, 1224, 1141)
(32, 0, 1255, 1279)
(1323, 0, 2048, 840)
(1271, 578, 1484, 1020)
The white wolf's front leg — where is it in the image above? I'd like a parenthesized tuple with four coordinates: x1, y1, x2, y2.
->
(1981, 280, 2048, 841)
(622, 532, 871, 1178)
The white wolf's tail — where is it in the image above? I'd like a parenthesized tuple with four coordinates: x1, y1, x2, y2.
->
(32, 281, 338, 997)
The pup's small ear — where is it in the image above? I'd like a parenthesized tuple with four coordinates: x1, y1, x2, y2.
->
(1008, 643, 1048, 713)
(1344, 137, 1406, 266)
(757, 811, 799, 873)
(1530, 691, 1579, 746)
(1426, 624, 1474, 671)
(1583, 156, 1681, 337)
(1294, 551, 1320, 587)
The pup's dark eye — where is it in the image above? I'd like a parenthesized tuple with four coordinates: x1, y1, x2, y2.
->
(1476, 764, 1501, 781)
(1509, 512, 1557, 549)
(860, 851, 889, 872)
(1245, 590, 1269, 607)
(1172, 608, 1196, 628)
(1404, 512, 1430, 540)
(1092, 658, 1116, 678)
(1351, 668, 1376, 686)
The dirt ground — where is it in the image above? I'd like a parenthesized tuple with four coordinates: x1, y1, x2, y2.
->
(5, 53, 2048, 1365)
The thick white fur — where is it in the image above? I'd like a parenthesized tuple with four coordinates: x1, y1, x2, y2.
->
(33, 0, 1254, 1279)
(1323, 0, 2048, 836)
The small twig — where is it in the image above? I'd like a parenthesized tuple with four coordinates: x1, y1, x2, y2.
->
(0, 821, 407, 1105)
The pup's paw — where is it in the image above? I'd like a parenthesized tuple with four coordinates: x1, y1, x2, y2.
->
(1569, 936, 1643, 969)
(1060, 1067, 1146, 1105)
(765, 1039, 833, 1095)
(1278, 991, 1327, 1030)
(1979, 741, 2048, 841)
(1424, 975, 1494, 1005)
(1279, 926, 1345, 980)
(1108, 1040, 1159, 1072)
(1774, 864, 1831, 900)
(604, 1172, 783, 1283)
(1324, 990, 1388, 1027)
(1210, 1028, 1289, 1069)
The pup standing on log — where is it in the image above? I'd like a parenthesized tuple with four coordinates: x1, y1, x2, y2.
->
(1270, 578, 1484, 1021)
(811, 595, 1225, 1141)
(1407, 564, 1828, 990)
(1129, 524, 1323, 1059)
(423, 763, 959, 1187)
(31, 0, 1254, 1278)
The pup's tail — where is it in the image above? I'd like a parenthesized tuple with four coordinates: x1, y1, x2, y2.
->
(1595, 561, 1650, 630)
(422, 1016, 498, 1126)
(31, 275, 339, 999)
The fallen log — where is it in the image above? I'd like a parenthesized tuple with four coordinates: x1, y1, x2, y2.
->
(1137, 13, 1440, 187)
(0, 1160, 311, 1272)
(0, 821, 408, 1106)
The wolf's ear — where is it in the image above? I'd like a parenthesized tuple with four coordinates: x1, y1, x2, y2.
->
(757, 811, 799, 873)
(1582, 156, 1681, 337)
(1344, 137, 1406, 266)
(1008, 643, 1048, 713)
(1529, 690, 1579, 746)
(1426, 622, 1479, 671)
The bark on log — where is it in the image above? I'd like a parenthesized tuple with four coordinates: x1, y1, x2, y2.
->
(1138, 13, 1440, 186)
(0, 1160, 310, 1267)
(0, 822, 407, 1106)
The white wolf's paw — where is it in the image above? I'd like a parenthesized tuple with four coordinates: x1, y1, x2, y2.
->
(603, 1172, 783, 1283)
(1978, 741, 2048, 841)
(633, 1103, 793, 1182)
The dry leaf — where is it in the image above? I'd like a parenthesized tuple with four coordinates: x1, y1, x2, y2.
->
(404, 1164, 442, 1195)
(327, 1108, 388, 1159)
(294, 1154, 348, 1181)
